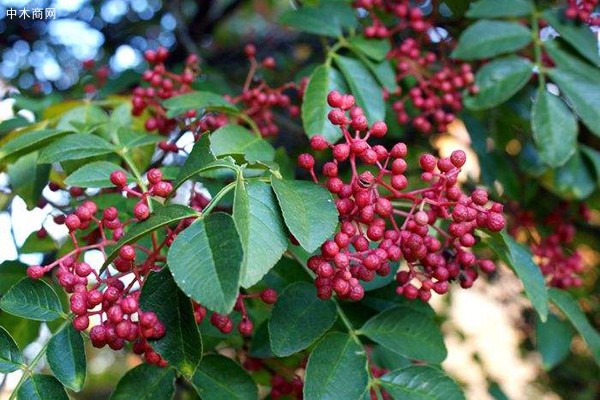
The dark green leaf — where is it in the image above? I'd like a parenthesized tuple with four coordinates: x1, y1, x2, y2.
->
(531, 88, 577, 167)
(103, 204, 199, 268)
(20, 232, 57, 254)
(0, 278, 64, 321)
(38, 134, 115, 163)
(536, 313, 573, 370)
(173, 134, 229, 191)
(486, 231, 548, 321)
(304, 332, 368, 400)
(271, 178, 338, 252)
(335, 55, 385, 124)
(0, 314, 40, 349)
(269, 282, 337, 357)
(167, 212, 243, 314)
(0, 129, 72, 161)
(47, 325, 86, 391)
(380, 365, 465, 400)
(542, 150, 596, 200)
(0, 116, 29, 136)
(358, 56, 398, 92)
(465, 56, 533, 110)
(452, 20, 531, 60)
(233, 180, 287, 288)
(0, 326, 23, 373)
(359, 306, 447, 363)
(581, 145, 600, 184)
(140, 269, 202, 378)
(279, 1, 357, 38)
(348, 36, 390, 61)
(64, 161, 131, 188)
(301, 65, 348, 143)
(118, 130, 162, 149)
(210, 125, 275, 163)
(549, 289, 600, 366)
(543, 8, 600, 67)
(18, 375, 69, 400)
(163, 91, 238, 118)
(548, 67, 600, 136)
(55, 105, 108, 132)
(544, 40, 600, 84)
(110, 364, 176, 400)
(0, 260, 28, 294)
(191, 354, 258, 400)
(466, 0, 533, 18)
(7, 151, 50, 210)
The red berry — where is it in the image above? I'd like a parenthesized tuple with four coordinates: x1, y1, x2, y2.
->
(260, 288, 277, 304)
(110, 170, 127, 188)
(298, 153, 315, 170)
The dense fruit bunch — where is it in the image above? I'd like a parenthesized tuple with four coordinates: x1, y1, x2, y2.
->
(222, 44, 302, 137)
(26, 197, 169, 366)
(300, 91, 505, 302)
(132, 47, 199, 134)
(353, 0, 476, 134)
(565, 0, 600, 25)
(509, 203, 589, 288)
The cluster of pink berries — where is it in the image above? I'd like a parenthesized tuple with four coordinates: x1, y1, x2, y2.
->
(509, 203, 589, 289)
(26, 198, 168, 366)
(353, 0, 477, 134)
(299, 91, 505, 302)
(194, 289, 277, 336)
(221, 44, 302, 137)
(131, 47, 199, 134)
(565, 0, 599, 25)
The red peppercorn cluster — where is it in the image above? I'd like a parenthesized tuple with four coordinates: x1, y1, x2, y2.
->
(565, 0, 600, 25)
(194, 288, 277, 335)
(26, 200, 168, 366)
(353, 0, 477, 134)
(300, 91, 505, 302)
(222, 44, 302, 137)
(509, 203, 589, 289)
(81, 60, 110, 94)
(131, 47, 199, 134)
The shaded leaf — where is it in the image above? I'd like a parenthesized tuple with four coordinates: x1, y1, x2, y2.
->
(47, 325, 86, 391)
(452, 20, 531, 60)
(536, 313, 573, 370)
(210, 125, 275, 163)
(0, 129, 72, 161)
(38, 134, 115, 163)
(0, 278, 64, 321)
(380, 365, 465, 400)
(191, 354, 258, 400)
(167, 212, 243, 314)
(18, 375, 69, 400)
(110, 364, 176, 400)
(466, 0, 533, 18)
(269, 282, 337, 357)
(163, 91, 238, 118)
(0, 326, 23, 373)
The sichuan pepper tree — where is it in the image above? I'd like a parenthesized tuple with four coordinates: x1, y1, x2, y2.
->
(0, 0, 599, 399)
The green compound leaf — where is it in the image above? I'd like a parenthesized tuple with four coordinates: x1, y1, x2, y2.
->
(380, 365, 466, 400)
(269, 282, 337, 357)
(0, 129, 72, 162)
(18, 374, 69, 400)
(531, 88, 578, 168)
(140, 269, 203, 378)
(38, 134, 116, 163)
(304, 332, 369, 400)
(47, 324, 86, 392)
(0, 326, 23, 373)
(110, 364, 176, 400)
(210, 124, 275, 164)
(0, 278, 64, 321)
(466, 0, 533, 18)
(302, 64, 348, 143)
(233, 179, 287, 288)
(543, 8, 600, 67)
(191, 354, 258, 400)
(536, 312, 574, 370)
(465, 56, 533, 110)
(359, 306, 447, 363)
(163, 90, 238, 118)
(334, 55, 385, 124)
(486, 231, 548, 321)
(452, 20, 531, 60)
(271, 178, 338, 253)
(64, 161, 131, 188)
(549, 289, 600, 366)
(167, 212, 244, 314)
